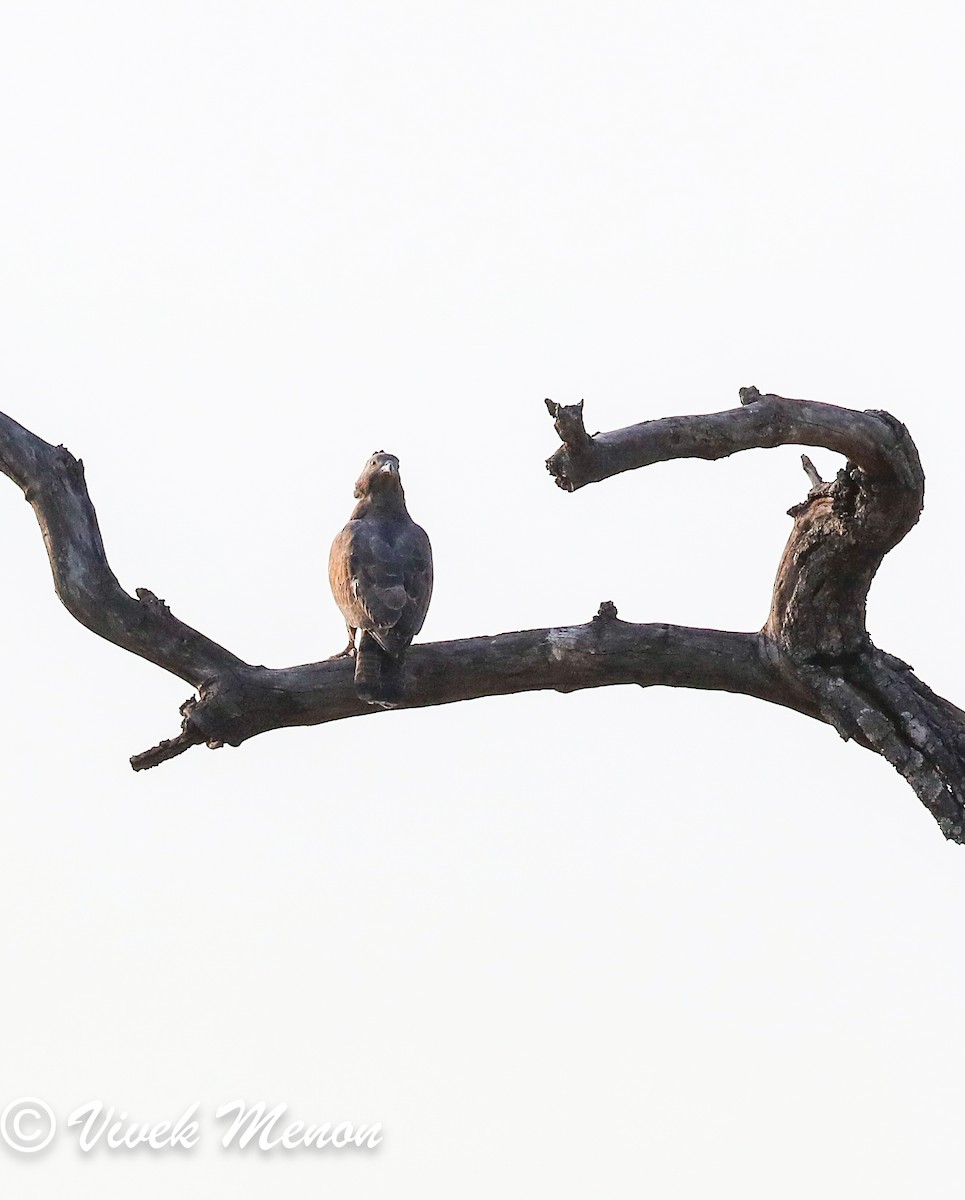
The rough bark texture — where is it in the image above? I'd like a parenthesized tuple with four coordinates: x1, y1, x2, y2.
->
(2, 391, 963, 841)
(547, 388, 965, 841)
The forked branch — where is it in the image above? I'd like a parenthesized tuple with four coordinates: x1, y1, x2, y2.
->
(2, 393, 963, 842)
(547, 388, 965, 840)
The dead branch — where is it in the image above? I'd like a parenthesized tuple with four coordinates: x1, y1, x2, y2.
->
(130, 610, 824, 770)
(545, 388, 965, 841)
(3, 391, 964, 844)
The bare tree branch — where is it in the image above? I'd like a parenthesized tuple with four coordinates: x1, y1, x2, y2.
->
(3, 391, 964, 845)
(0, 410, 817, 772)
(545, 385, 923, 497)
(546, 388, 965, 841)
(130, 608, 827, 771)
(0, 411, 246, 686)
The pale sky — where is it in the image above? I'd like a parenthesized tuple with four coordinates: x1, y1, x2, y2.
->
(1, 2, 964, 1196)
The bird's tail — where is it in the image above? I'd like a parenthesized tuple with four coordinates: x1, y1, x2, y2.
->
(355, 632, 406, 707)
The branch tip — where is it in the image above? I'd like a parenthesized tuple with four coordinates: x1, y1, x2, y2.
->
(130, 728, 204, 771)
(545, 397, 591, 450)
(801, 455, 824, 488)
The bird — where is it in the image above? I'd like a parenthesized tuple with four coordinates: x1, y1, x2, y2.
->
(329, 451, 433, 707)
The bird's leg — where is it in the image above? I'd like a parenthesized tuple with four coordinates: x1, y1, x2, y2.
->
(329, 625, 358, 659)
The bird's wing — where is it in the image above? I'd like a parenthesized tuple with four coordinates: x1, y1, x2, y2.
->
(329, 525, 363, 626)
(368, 522, 432, 654)
(398, 520, 433, 638)
(330, 518, 432, 650)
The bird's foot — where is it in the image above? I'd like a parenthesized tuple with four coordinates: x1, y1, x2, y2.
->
(328, 641, 358, 660)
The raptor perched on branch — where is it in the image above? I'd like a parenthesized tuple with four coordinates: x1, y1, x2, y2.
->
(3, 390, 965, 845)
(328, 451, 433, 707)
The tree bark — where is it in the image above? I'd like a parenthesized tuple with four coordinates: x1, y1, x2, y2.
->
(3, 391, 964, 842)
(547, 388, 965, 840)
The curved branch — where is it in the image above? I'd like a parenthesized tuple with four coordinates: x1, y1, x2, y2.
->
(0, 408, 819, 774)
(546, 387, 923, 499)
(3, 397, 964, 845)
(0, 411, 246, 686)
(546, 388, 965, 842)
(128, 607, 827, 770)
(547, 388, 925, 654)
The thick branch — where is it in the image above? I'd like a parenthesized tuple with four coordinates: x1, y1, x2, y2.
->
(3, 396, 964, 845)
(128, 609, 827, 770)
(545, 386, 923, 501)
(0, 409, 819, 773)
(546, 389, 924, 656)
(545, 389, 965, 843)
(0, 411, 246, 687)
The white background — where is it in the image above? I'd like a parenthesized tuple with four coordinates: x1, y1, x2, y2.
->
(1, 2, 963, 1196)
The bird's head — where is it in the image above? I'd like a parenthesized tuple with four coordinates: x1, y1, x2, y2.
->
(354, 451, 403, 499)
